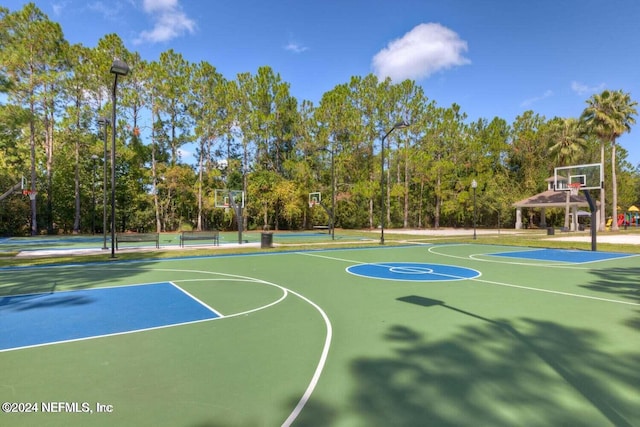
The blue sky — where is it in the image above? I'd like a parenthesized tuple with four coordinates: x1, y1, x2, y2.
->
(5, 0, 640, 166)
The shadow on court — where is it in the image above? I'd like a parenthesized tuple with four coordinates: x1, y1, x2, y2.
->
(334, 296, 640, 426)
(585, 266, 640, 303)
(1, 293, 93, 312)
(585, 266, 640, 331)
(0, 259, 160, 297)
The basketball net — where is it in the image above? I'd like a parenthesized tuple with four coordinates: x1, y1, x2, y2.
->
(23, 189, 37, 201)
(568, 183, 581, 196)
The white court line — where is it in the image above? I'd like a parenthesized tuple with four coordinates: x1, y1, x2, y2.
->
(428, 244, 640, 269)
(2, 264, 333, 426)
(172, 277, 288, 318)
(0, 316, 218, 353)
(105, 267, 332, 427)
(280, 287, 333, 427)
(296, 251, 365, 264)
(298, 250, 640, 307)
(471, 277, 640, 306)
(169, 281, 225, 317)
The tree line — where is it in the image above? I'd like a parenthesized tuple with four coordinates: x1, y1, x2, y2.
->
(0, 3, 638, 236)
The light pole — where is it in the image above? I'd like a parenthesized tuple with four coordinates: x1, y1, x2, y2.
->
(318, 145, 336, 240)
(380, 121, 409, 245)
(97, 117, 110, 249)
(110, 59, 129, 258)
(90, 154, 99, 234)
(471, 179, 478, 240)
(329, 144, 335, 240)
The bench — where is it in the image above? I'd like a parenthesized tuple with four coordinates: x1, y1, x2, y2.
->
(313, 225, 330, 233)
(180, 230, 220, 247)
(116, 232, 159, 249)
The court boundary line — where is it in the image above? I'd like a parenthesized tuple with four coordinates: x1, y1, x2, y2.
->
(0, 265, 333, 426)
(428, 244, 640, 269)
(169, 281, 224, 317)
(172, 277, 289, 319)
(81, 266, 332, 427)
(0, 277, 286, 352)
(298, 249, 640, 307)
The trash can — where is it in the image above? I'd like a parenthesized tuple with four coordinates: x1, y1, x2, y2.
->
(547, 227, 554, 235)
(261, 232, 273, 248)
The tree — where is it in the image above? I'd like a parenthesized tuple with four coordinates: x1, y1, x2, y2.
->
(189, 61, 227, 230)
(155, 49, 193, 166)
(1, 4, 68, 234)
(582, 90, 638, 231)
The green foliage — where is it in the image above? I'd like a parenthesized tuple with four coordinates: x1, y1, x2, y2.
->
(0, 4, 638, 236)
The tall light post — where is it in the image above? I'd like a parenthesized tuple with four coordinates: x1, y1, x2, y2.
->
(380, 121, 409, 245)
(110, 59, 129, 258)
(329, 144, 335, 240)
(318, 145, 336, 240)
(471, 179, 478, 240)
(90, 154, 99, 234)
(97, 117, 110, 249)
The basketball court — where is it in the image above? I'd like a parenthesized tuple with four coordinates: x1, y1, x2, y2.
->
(1, 242, 638, 426)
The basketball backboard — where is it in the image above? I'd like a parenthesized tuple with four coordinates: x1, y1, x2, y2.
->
(214, 189, 245, 208)
(308, 192, 321, 208)
(554, 163, 603, 191)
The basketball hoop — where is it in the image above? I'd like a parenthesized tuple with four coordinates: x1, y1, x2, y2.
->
(308, 192, 321, 209)
(23, 189, 37, 200)
(568, 182, 582, 196)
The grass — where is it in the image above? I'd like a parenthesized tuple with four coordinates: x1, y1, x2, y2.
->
(1, 228, 639, 268)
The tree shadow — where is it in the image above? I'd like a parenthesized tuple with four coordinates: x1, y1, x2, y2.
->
(347, 296, 639, 426)
(0, 259, 162, 297)
(2, 293, 93, 312)
(584, 266, 640, 303)
(283, 398, 337, 427)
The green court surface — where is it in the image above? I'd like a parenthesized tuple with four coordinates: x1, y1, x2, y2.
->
(1, 243, 639, 426)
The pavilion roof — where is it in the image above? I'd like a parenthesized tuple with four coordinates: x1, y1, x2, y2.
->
(512, 189, 592, 208)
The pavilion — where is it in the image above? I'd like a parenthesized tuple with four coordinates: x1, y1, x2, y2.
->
(513, 176, 599, 230)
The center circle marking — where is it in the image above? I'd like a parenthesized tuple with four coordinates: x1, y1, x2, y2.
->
(346, 262, 480, 282)
(389, 266, 434, 274)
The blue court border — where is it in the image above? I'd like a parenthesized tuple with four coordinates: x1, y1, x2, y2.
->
(347, 262, 481, 282)
(489, 248, 634, 263)
(0, 282, 220, 351)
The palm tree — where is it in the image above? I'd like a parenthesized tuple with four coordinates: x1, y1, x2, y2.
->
(548, 117, 587, 229)
(581, 90, 638, 231)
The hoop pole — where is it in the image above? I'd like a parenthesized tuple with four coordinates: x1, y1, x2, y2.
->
(583, 190, 597, 251)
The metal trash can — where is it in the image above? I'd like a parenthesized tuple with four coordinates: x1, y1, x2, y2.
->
(547, 227, 554, 235)
(261, 232, 273, 248)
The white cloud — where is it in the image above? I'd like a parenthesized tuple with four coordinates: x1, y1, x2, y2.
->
(571, 81, 606, 95)
(177, 147, 194, 164)
(520, 89, 554, 107)
(284, 42, 309, 54)
(134, 0, 196, 44)
(52, 1, 68, 17)
(142, 0, 178, 13)
(88, 1, 121, 19)
(372, 23, 470, 82)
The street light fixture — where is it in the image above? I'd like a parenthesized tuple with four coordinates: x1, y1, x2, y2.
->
(110, 59, 129, 258)
(471, 179, 478, 240)
(380, 121, 409, 245)
(97, 117, 110, 250)
(90, 154, 99, 235)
